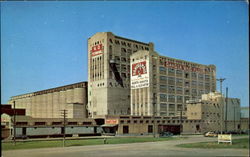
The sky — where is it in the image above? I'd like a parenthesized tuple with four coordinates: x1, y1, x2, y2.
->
(1, 1, 249, 107)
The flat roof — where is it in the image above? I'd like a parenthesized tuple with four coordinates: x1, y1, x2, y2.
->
(10, 81, 88, 99)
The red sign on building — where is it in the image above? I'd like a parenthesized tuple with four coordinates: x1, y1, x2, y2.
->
(90, 44, 103, 56)
(132, 61, 147, 76)
(105, 119, 118, 124)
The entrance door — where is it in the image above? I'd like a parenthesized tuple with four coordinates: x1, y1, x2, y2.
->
(123, 126, 129, 134)
(22, 127, 26, 136)
(148, 125, 153, 133)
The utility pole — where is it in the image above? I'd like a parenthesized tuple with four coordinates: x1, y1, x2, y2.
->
(13, 101, 16, 146)
(153, 103, 156, 138)
(61, 109, 67, 147)
(234, 106, 236, 132)
(225, 87, 228, 132)
(180, 108, 183, 136)
(216, 78, 226, 134)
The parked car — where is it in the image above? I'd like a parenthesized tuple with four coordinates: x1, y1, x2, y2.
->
(159, 131, 173, 137)
(204, 131, 218, 137)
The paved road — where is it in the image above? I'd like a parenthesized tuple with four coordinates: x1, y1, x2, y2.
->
(2, 136, 249, 157)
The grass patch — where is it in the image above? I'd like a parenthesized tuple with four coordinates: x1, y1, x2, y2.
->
(2, 137, 185, 151)
(177, 138, 249, 149)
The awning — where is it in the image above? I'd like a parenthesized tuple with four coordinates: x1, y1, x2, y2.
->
(101, 124, 118, 127)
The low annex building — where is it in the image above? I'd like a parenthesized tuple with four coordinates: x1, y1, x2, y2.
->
(8, 82, 88, 119)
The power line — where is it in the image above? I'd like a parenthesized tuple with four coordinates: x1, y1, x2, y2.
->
(216, 78, 226, 134)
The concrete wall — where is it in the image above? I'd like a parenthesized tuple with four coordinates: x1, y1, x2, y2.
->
(8, 82, 87, 119)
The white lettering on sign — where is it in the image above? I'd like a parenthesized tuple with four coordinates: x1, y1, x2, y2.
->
(131, 59, 149, 89)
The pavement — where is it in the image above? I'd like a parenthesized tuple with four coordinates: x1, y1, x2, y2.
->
(2, 135, 249, 157)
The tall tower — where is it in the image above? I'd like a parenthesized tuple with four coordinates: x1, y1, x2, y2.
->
(87, 32, 154, 118)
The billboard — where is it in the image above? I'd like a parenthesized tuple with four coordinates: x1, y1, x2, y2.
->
(131, 59, 149, 89)
(90, 44, 103, 57)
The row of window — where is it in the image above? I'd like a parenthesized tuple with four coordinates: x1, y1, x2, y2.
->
(15, 122, 93, 126)
(160, 76, 212, 85)
(120, 119, 209, 124)
(159, 67, 212, 79)
(110, 38, 149, 51)
(159, 85, 205, 93)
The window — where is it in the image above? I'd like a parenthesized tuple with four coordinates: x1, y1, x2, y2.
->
(168, 77, 175, 84)
(160, 94, 167, 99)
(176, 87, 183, 93)
(148, 125, 153, 133)
(168, 95, 175, 102)
(159, 67, 166, 72)
(185, 81, 190, 86)
(177, 96, 183, 101)
(176, 70, 183, 75)
(198, 74, 204, 79)
(16, 122, 28, 125)
(160, 76, 167, 81)
(168, 68, 175, 73)
(176, 78, 183, 83)
(160, 103, 167, 111)
(205, 75, 210, 79)
(199, 82, 203, 86)
(121, 41, 126, 46)
(68, 122, 78, 125)
(192, 81, 197, 86)
(184, 96, 190, 102)
(168, 86, 175, 93)
(35, 122, 46, 125)
(177, 104, 182, 111)
(160, 94, 167, 102)
(168, 77, 174, 81)
(52, 122, 62, 125)
(121, 57, 126, 62)
(121, 48, 126, 53)
(122, 73, 126, 78)
(115, 40, 120, 45)
(191, 72, 197, 78)
(160, 85, 167, 89)
(82, 122, 92, 125)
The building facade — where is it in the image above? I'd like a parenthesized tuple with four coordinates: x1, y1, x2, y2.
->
(130, 50, 216, 117)
(186, 92, 224, 132)
(8, 82, 88, 119)
(87, 32, 154, 118)
(240, 107, 249, 118)
(225, 97, 240, 121)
